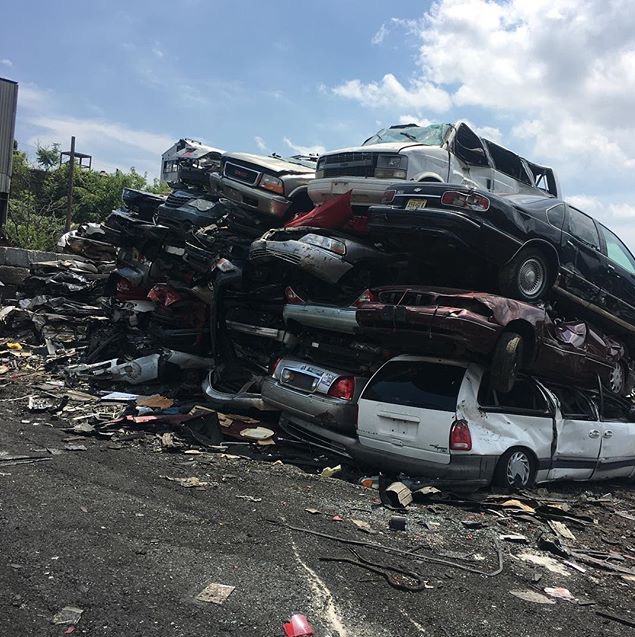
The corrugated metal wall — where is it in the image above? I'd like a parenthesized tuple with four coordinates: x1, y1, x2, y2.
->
(0, 78, 19, 195)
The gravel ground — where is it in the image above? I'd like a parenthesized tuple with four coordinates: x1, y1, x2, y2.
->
(1, 383, 635, 636)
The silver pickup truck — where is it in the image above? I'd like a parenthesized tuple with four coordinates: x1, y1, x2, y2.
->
(308, 122, 560, 207)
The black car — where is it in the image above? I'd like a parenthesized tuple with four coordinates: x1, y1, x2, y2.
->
(368, 182, 635, 334)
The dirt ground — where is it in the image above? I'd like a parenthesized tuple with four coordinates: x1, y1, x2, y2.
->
(1, 382, 635, 637)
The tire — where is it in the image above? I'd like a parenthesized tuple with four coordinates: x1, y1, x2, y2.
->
(494, 448, 537, 489)
(490, 332, 523, 394)
(498, 247, 553, 301)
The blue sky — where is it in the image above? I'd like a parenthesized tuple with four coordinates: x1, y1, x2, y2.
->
(3, 0, 635, 247)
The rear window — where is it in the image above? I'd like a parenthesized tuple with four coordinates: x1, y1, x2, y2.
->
(361, 361, 465, 412)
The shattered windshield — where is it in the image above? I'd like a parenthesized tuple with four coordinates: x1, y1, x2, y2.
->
(363, 124, 450, 147)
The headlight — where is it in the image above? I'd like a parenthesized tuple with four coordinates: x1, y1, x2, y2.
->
(259, 174, 284, 195)
(299, 233, 346, 256)
(189, 198, 216, 212)
(375, 154, 408, 179)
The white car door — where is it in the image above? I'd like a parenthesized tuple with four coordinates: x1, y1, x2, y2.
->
(544, 385, 601, 481)
(594, 394, 635, 479)
(356, 357, 467, 465)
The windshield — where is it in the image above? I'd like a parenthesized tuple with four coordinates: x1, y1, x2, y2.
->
(363, 123, 450, 147)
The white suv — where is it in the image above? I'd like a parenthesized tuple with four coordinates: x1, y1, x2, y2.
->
(308, 122, 560, 207)
(351, 356, 635, 489)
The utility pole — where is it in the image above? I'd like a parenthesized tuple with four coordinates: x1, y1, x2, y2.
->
(65, 136, 76, 231)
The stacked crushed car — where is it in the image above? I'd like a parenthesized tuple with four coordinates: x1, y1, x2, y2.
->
(6, 120, 635, 491)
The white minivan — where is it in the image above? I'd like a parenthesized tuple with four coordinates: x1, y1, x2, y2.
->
(352, 356, 635, 489)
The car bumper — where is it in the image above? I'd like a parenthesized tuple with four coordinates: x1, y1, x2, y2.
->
(283, 303, 358, 334)
(201, 371, 277, 411)
(262, 376, 358, 434)
(308, 177, 395, 207)
(280, 418, 495, 488)
(249, 238, 353, 284)
(218, 176, 290, 218)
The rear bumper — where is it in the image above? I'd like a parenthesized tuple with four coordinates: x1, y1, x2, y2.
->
(262, 376, 358, 434)
(308, 177, 393, 207)
(281, 418, 495, 488)
(218, 176, 290, 218)
(201, 371, 276, 411)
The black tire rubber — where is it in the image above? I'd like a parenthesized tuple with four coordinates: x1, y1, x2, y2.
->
(490, 331, 524, 394)
(493, 447, 537, 489)
(498, 247, 553, 301)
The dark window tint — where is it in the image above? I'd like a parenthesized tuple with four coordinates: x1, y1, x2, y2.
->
(548, 385, 594, 419)
(362, 361, 465, 412)
(479, 376, 549, 412)
(567, 206, 600, 248)
(546, 204, 565, 229)
(601, 396, 631, 422)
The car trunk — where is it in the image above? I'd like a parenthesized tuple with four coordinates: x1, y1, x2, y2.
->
(357, 358, 466, 464)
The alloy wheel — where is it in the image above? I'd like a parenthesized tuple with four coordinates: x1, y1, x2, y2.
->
(517, 258, 545, 298)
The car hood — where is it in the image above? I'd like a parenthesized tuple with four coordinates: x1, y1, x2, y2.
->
(224, 152, 315, 176)
(322, 141, 434, 156)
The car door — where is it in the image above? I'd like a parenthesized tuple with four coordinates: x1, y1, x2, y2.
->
(356, 357, 467, 464)
(593, 393, 635, 479)
(450, 123, 494, 191)
(596, 223, 635, 329)
(544, 385, 601, 481)
(558, 205, 605, 305)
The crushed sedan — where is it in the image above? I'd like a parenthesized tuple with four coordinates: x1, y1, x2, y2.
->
(368, 182, 635, 335)
(355, 286, 633, 395)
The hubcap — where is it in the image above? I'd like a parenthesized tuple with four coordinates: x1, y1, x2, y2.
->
(517, 258, 545, 298)
(506, 451, 531, 487)
(610, 363, 625, 394)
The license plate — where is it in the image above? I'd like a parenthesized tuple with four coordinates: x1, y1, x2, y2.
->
(406, 198, 427, 210)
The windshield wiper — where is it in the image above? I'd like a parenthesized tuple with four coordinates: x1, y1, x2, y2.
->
(400, 131, 418, 142)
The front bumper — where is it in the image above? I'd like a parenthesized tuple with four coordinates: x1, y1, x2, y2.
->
(249, 239, 353, 284)
(262, 376, 358, 434)
(308, 177, 394, 206)
(218, 176, 291, 218)
(280, 418, 495, 488)
(202, 371, 277, 411)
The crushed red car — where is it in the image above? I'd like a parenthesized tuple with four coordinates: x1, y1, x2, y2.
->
(355, 286, 634, 394)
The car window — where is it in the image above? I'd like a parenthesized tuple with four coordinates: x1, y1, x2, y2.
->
(567, 206, 600, 248)
(546, 204, 565, 229)
(547, 385, 595, 420)
(479, 376, 550, 413)
(362, 361, 465, 412)
(601, 395, 632, 422)
(598, 224, 635, 275)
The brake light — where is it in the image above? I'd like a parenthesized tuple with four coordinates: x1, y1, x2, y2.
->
(449, 419, 472, 451)
(382, 189, 396, 204)
(327, 376, 355, 401)
(353, 289, 379, 307)
(285, 286, 306, 305)
(441, 190, 490, 212)
(270, 357, 282, 376)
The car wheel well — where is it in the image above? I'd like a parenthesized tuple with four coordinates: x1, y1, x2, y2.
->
(503, 320, 536, 366)
(511, 240, 560, 287)
(417, 176, 443, 182)
(493, 446, 538, 488)
(287, 188, 313, 218)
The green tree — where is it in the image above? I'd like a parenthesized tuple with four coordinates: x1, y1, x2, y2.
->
(35, 143, 61, 171)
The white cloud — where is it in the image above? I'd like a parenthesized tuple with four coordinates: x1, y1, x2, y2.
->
(283, 137, 325, 156)
(1, 58, 13, 67)
(254, 136, 268, 152)
(151, 43, 164, 58)
(398, 115, 433, 127)
(332, 73, 451, 112)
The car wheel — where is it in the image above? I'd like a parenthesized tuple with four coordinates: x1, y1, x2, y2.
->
(499, 248, 552, 301)
(490, 331, 523, 394)
(494, 448, 536, 489)
(609, 361, 627, 395)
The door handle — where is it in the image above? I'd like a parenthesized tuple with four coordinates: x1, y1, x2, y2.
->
(588, 429, 601, 438)
(608, 263, 615, 271)
(603, 430, 614, 438)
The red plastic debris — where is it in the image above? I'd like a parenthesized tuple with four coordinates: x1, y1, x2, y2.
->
(285, 191, 353, 229)
(63, 628, 76, 635)
(283, 613, 314, 637)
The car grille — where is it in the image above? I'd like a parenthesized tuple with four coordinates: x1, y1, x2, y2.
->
(318, 152, 378, 179)
(224, 161, 260, 186)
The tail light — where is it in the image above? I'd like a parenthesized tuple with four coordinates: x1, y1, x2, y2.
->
(353, 289, 379, 307)
(382, 189, 396, 204)
(284, 287, 306, 305)
(441, 190, 490, 212)
(449, 419, 472, 451)
(327, 376, 355, 401)
(270, 357, 282, 376)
